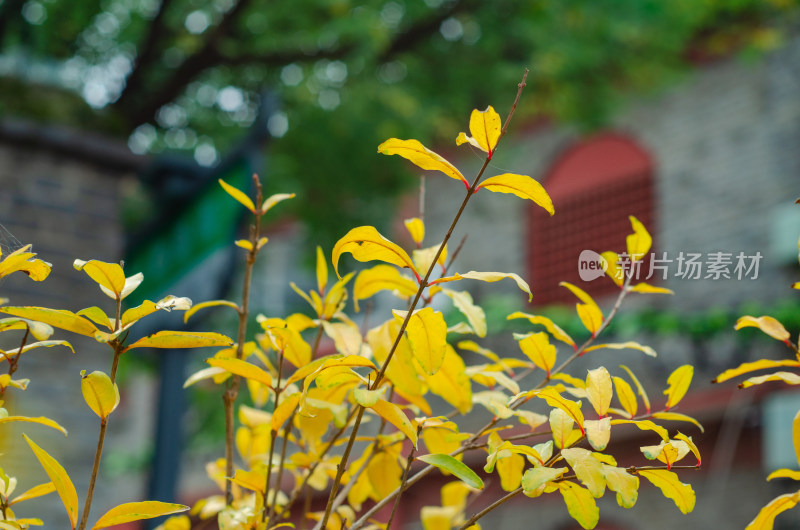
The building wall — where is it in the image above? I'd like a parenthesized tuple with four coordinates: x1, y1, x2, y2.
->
(0, 123, 153, 526)
(411, 26, 800, 530)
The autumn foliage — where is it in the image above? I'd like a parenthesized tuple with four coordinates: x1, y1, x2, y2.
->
(0, 74, 741, 530)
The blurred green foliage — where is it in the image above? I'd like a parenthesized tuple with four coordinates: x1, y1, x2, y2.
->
(1, 0, 797, 244)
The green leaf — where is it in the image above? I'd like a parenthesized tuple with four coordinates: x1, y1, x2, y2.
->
(417, 454, 484, 490)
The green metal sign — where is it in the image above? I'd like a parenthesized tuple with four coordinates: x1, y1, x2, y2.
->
(126, 158, 252, 305)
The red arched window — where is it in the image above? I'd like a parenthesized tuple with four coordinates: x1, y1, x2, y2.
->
(527, 133, 655, 305)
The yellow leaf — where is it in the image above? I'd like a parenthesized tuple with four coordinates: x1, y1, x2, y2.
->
(559, 282, 603, 335)
(603, 465, 639, 508)
(0, 415, 68, 436)
(767, 469, 800, 481)
(405, 217, 425, 245)
(399, 307, 447, 375)
(9, 481, 55, 505)
(536, 388, 585, 433)
(626, 216, 652, 261)
(425, 344, 472, 414)
(740, 371, 800, 388)
(714, 359, 800, 384)
(205, 358, 272, 387)
(315, 246, 328, 293)
(182, 299, 239, 324)
(218, 178, 255, 213)
(332, 225, 419, 280)
(586, 367, 612, 417)
(652, 412, 704, 433)
(436, 271, 532, 302)
(583, 342, 657, 358)
(557, 481, 599, 530)
(476, 173, 554, 215)
(620, 365, 651, 414)
(0, 245, 51, 281)
(124, 331, 233, 352)
(456, 340, 500, 362)
(230, 468, 266, 493)
(378, 138, 466, 184)
(664, 365, 693, 409)
(496, 452, 525, 491)
(521, 467, 568, 497)
(611, 419, 669, 441)
(23, 434, 78, 529)
(261, 192, 295, 214)
(675, 432, 702, 466)
(420, 506, 458, 530)
(561, 448, 606, 498)
(182, 366, 227, 388)
(271, 393, 300, 432)
(613, 376, 637, 418)
(73, 259, 126, 298)
(0, 339, 74, 360)
(119, 296, 191, 329)
(507, 312, 576, 349)
(235, 239, 253, 250)
(353, 264, 417, 312)
(367, 399, 418, 448)
(368, 320, 422, 396)
(91, 501, 189, 528)
(455, 105, 502, 153)
(118, 273, 144, 300)
(443, 288, 487, 338)
(80, 370, 120, 420)
(368, 452, 402, 499)
(600, 251, 624, 287)
(794, 410, 800, 468)
(735, 315, 791, 342)
(0, 316, 54, 339)
(0, 306, 99, 338)
(518, 332, 556, 375)
(628, 283, 674, 295)
(746, 491, 800, 530)
(637, 469, 695, 514)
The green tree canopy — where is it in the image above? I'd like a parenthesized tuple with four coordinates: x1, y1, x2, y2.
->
(1, 0, 794, 243)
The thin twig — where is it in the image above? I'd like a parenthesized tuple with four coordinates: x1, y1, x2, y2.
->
(264, 352, 286, 522)
(458, 487, 521, 530)
(224, 174, 263, 504)
(385, 437, 418, 530)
